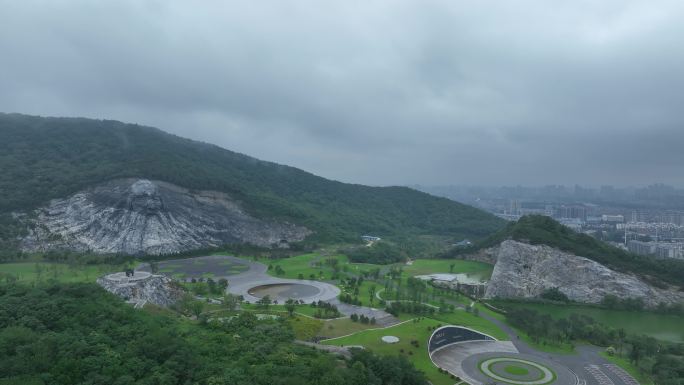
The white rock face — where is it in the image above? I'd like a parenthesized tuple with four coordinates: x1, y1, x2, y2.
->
(21, 178, 311, 255)
(97, 272, 183, 307)
(485, 240, 684, 307)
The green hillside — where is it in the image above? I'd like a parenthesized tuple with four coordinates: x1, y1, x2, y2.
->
(0, 282, 427, 385)
(0, 113, 504, 246)
(448, 215, 684, 287)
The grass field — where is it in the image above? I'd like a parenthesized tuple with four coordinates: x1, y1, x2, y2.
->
(261, 253, 494, 281)
(0, 262, 118, 283)
(258, 253, 348, 280)
(430, 309, 508, 341)
(287, 315, 324, 340)
(322, 318, 457, 385)
(316, 318, 378, 338)
(400, 259, 493, 279)
(493, 301, 684, 343)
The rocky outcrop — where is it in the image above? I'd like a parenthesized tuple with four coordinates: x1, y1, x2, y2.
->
(97, 272, 183, 307)
(484, 240, 684, 308)
(21, 179, 311, 255)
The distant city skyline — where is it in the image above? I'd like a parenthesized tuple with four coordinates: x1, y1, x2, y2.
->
(417, 182, 684, 190)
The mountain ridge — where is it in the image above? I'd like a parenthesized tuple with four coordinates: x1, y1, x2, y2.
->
(0, 113, 504, 252)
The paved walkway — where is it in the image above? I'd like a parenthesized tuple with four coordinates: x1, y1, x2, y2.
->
(212, 256, 341, 304)
(437, 296, 640, 385)
(327, 298, 399, 326)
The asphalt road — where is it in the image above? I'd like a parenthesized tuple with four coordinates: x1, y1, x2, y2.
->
(476, 308, 640, 385)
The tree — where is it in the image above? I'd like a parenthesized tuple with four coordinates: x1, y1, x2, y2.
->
(285, 298, 297, 317)
(617, 328, 627, 356)
(218, 278, 229, 291)
(207, 278, 218, 294)
(257, 295, 272, 310)
(149, 261, 159, 274)
(34, 263, 43, 281)
(189, 300, 204, 319)
(540, 287, 569, 302)
(630, 340, 643, 366)
(223, 293, 239, 311)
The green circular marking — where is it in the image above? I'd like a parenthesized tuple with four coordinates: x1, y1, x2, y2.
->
(478, 357, 557, 385)
(505, 365, 530, 376)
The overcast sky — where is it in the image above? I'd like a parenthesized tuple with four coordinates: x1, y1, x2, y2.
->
(1, 1, 683, 187)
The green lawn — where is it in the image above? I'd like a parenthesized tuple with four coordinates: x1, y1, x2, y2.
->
(264, 253, 349, 280)
(260, 254, 493, 283)
(0, 262, 118, 283)
(430, 309, 508, 341)
(601, 352, 655, 385)
(493, 301, 684, 343)
(317, 318, 378, 338)
(238, 302, 342, 319)
(322, 318, 457, 385)
(287, 315, 324, 340)
(400, 259, 493, 279)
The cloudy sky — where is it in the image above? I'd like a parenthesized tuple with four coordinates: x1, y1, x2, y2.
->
(1, 1, 683, 187)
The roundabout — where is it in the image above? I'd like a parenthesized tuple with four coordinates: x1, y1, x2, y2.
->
(461, 352, 575, 385)
(248, 283, 321, 301)
(479, 357, 556, 385)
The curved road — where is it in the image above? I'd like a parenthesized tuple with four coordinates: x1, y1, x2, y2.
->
(441, 297, 640, 385)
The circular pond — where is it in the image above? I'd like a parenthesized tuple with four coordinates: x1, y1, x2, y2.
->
(248, 283, 321, 300)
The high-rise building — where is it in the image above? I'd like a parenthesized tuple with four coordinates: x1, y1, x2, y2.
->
(627, 240, 657, 256)
(509, 199, 520, 215)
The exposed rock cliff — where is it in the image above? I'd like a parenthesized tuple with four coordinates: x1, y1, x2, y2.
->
(484, 240, 684, 308)
(97, 271, 183, 307)
(21, 179, 311, 255)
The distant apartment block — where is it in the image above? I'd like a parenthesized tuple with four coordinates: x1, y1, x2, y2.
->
(627, 239, 684, 259)
(601, 214, 624, 223)
(627, 240, 657, 255)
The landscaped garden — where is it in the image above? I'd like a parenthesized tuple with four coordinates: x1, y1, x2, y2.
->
(322, 318, 462, 385)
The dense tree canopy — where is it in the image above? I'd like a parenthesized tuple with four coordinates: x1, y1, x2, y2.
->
(0, 283, 428, 385)
(0, 113, 503, 247)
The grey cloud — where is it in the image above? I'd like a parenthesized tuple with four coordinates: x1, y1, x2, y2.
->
(0, 0, 683, 187)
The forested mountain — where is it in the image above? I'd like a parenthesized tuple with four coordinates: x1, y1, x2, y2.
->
(0, 113, 503, 249)
(449, 215, 684, 288)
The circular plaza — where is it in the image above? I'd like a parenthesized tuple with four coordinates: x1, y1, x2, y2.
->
(462, 352, 574, 385)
